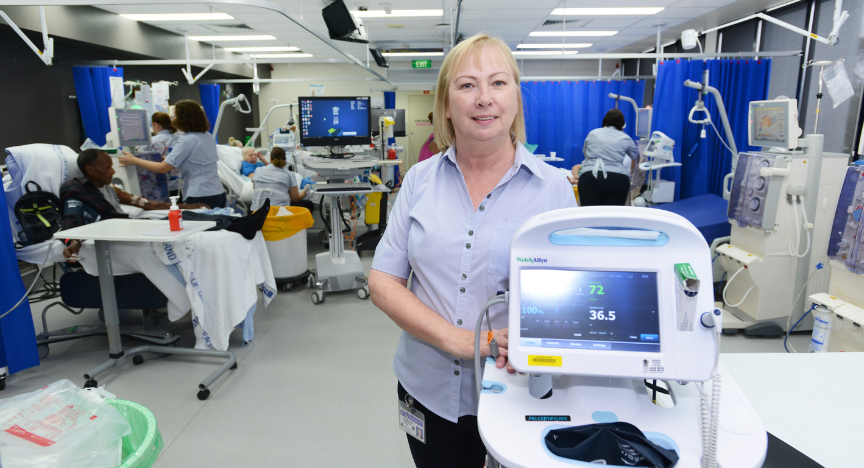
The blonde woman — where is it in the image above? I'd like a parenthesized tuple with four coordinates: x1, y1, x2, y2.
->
(368, 34, 576, 467)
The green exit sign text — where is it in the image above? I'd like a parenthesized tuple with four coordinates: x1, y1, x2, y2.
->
(412, 60, 432, 69)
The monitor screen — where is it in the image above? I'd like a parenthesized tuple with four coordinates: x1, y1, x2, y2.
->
(636, 108, 652, 139)
(114, 108, 151, 147)
(322, 0, 357, 39)
(299, 96, 371, 146)
(370, 109, 406, 137)
(750, 100, 789, 147)
(519, 269, 660, 353)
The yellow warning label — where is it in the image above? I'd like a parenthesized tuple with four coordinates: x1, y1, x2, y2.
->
(810, 34, 818, 39)
(529, 355, 562, 367)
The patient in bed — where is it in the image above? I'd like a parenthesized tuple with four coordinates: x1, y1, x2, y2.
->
(241, 147, 268, 178)
(60, 149, 207, 260)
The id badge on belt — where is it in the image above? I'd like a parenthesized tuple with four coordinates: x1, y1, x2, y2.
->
(398, 394, 426, 444)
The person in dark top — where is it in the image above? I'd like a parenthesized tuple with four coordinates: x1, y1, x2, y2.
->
(61, 149, 207, 261)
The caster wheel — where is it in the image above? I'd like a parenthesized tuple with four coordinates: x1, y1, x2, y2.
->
(84, 379, 98, 389)
(230, 362, 238, 370)
(357, 286, 369, 300)
(38, 344, 49, 359)
(311, 292, 322, 304)
(318, 230, 329, 246)
(0, 380, 6, 391)
(308, 274, 317, 289)
(98, 309, 105, 322)
(281, 283, 293, 292)
(197, 389, 210, 401)
(132, 355, 144, 366)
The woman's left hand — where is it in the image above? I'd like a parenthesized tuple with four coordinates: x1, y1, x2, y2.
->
(118, 151, 137, 167)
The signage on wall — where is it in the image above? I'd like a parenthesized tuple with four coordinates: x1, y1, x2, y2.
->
(310, 84, 325, 96)
(412, 60, 432, 69)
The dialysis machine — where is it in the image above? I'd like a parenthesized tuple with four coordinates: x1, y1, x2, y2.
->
(807, 166, 864, 351)
(104, 107, 169, 201)
(476, 207, 766, 467)
(638, 130, 680, 205)
(715, 99, 848, 335)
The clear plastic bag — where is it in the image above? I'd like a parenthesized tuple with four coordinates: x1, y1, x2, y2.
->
(822, 59, 855, 109)
(0, 380, 131, 468)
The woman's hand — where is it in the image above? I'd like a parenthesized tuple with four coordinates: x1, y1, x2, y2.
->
(118, 151, 137, 167)
(447, 327, 514, 372)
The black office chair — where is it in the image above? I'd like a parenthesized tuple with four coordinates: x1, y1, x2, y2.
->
(37, 269, 180, 359)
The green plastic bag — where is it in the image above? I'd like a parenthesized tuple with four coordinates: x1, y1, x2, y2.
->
(106, 400, 164, 468)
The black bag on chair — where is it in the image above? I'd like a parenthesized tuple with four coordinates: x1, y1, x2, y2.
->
(13, 181, 63, 246)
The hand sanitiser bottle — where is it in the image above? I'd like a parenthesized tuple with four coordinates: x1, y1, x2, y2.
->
(168, 196, 183, 231)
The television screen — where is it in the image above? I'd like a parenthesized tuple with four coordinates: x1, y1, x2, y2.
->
(299, 96, 371, 147)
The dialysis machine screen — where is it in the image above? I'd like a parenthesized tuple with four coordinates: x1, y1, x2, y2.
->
(299, 96, 371, 146)
(114, 108, 152, 147)
(519, 269, 660, 353)
(636, 108, 652, 139)
(748, 99, 799, 149)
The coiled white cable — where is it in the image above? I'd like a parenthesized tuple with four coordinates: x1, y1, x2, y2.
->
(700, 371, 722, 468)
(722, 265, 755, 308)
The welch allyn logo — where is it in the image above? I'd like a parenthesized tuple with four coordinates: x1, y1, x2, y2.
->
(516, 257, 548, 264)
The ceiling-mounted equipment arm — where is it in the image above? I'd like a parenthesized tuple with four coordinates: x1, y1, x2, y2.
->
(754, 0, 848, 46)
(608, 93, 639, 115)
(212, 94, 252, 137)
(0, 6, 53, 65)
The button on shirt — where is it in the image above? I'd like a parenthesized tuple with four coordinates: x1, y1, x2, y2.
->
(250, 164, 297, 210)
(164, 132, 223, 198)
(371, 142, 577, 423)
(579, 126, 639, 178)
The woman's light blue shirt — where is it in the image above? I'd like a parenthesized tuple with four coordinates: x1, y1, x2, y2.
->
(150, 130, 180, 191)
(579, 126, 639, 178)
(250, 164, 297, 210)
(164, 132, 224, 198)
(371, 142, 577, 423)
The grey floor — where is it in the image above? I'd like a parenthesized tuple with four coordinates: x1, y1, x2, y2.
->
(5, 229, 812, 467)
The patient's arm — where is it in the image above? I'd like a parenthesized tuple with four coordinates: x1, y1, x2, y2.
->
(112, 186, 209, 210)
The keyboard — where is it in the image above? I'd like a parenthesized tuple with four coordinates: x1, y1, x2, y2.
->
(314, 182, 374, 192)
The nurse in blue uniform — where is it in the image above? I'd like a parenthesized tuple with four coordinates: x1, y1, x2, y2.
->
(119, 100, 226, 208)
(149, 111, 180, 196)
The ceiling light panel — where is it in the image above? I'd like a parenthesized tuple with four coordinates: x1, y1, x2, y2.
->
(512, 51, 579, 56)
(352, 10, 443, 18)
(382, 52, 444, 57)
(550, 8, 665, 15)
(225, 46, 300, 52)
(188, 35, 276, 41)
(529, 31, 617, 37)
(250, 54, 313, 58)
(517, 43, 592, 48)
(120, 13, 234, 21)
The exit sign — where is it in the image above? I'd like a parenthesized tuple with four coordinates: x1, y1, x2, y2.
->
(412, 60, 432, 69)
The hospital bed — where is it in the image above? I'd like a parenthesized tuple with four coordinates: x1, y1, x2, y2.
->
(215, 145, 322, 215)
(5, 144, 277, 363)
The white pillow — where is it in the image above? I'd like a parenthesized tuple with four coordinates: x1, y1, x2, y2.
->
(216, 145, 243, 173)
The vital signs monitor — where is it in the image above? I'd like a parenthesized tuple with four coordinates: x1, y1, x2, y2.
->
(507, 207, 719, 382)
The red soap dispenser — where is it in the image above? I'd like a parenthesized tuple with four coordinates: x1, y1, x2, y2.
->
(168, 196, 183, 231)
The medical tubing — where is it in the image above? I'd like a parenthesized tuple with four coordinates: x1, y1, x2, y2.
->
(722, 265, 755, 308)
(700, 370, 721, 468)
(789, 195, 802, 257)
(800, 196, 812, 257)
(784, 264, 823, 352)
(709, 120, 736, 162)
(786, 304, 817, 353)
(0, 238, 58, 320)
(474, 293, 508, 400)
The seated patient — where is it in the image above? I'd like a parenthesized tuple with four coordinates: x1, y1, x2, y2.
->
(61, 149, 207, 260)
(250, 147, 313, 213)
(241, 147, 268, 178)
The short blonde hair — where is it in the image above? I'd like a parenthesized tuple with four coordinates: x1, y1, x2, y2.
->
(433, 34, 526, 152)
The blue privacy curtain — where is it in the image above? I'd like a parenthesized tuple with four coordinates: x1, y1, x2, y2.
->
(0, 189, 39, 374)
(198, 84, 221, 138)
(652, 59, 771, 200)
(73, 66, 124, 146)
(522, 80, 646, 169)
